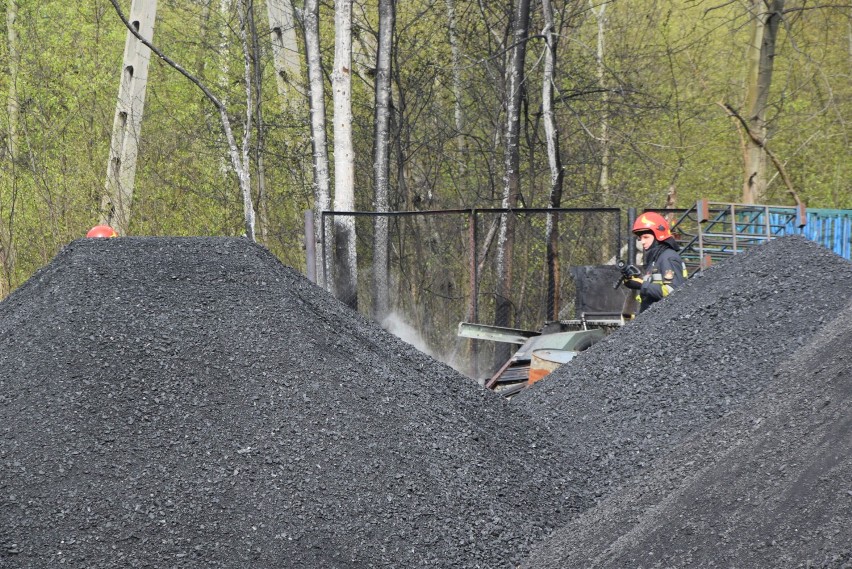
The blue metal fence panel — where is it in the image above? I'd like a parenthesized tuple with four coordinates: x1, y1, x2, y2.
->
(674, 202, 852, 268)
(809, 210, 851, 260)
(772, 209, 852, 260)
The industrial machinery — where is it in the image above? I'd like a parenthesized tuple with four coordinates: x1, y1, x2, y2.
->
(457, 200, 836, 397)
(458, 264, 631, 397)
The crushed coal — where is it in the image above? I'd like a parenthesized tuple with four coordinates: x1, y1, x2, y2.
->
(515, 234, 852, 567)
(521, 300, 852, 567)
(0, 237, 585, 569)
(2, 234, 850, 568)
(515, 235, 852, 496)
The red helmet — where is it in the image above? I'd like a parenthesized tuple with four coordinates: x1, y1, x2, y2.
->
(632, 212, 672, 241)
(86, 225, 119, 238)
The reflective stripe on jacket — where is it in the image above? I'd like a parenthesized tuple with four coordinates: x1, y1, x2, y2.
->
(637, 247, 687, 312)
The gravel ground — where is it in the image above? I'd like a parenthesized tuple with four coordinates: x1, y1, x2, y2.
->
(516, 234, 852, 567)
(0, 237, 587, 569)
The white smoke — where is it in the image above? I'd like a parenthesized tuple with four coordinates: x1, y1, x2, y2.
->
(381, 312, 475, 380)
(381, 312, 437, 358)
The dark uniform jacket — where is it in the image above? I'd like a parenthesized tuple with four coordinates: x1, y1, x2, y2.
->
(638, 242, 687, 313)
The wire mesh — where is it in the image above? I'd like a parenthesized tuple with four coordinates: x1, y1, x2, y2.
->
(320, 208, 622, 380)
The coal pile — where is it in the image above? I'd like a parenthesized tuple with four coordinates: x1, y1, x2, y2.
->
(521, 289, 852, 568)
(0, 237, 585, 568)
(515, 234, 852, 567)
(3, 234, 850, 568)
(515, 235, 852, 497)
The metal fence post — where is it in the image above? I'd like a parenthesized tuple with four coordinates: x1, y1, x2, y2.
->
(627, 207, 637, 264)
(304, 210, 316, 283)
(469, 209, 478, 378)
(320, 212, 329, 291)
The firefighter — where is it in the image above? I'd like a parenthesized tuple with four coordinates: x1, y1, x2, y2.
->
(622, 212, 687, 313)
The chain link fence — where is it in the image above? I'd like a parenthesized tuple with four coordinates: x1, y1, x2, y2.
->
(316, 208, 622, 381)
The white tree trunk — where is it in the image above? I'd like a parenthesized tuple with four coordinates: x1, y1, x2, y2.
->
(101, 0, 157, 236)
(542, 0, 563, 321)
(302, 0, 332, 287)
(266, 0, 303, 109)
(235, 0, 256, 239)
(371, 0, 394, 321)
(495, 0, 530, 334)
(445, 0, 466, 171)
(590, 0, 609, 200)
(332, 0, 357, 309)
(108, 0, 255, 240)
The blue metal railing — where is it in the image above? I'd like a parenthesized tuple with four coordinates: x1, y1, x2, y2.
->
(770, 208, 852, 260)
(803, 210, 852, 260)
(669, 201, 852, 272)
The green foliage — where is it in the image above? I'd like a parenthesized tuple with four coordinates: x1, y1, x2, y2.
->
(0, 0, 848, 300)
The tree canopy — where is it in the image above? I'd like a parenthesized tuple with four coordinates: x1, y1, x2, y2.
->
(1, 0, 849, 298)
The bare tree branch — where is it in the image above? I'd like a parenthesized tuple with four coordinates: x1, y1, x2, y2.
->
(783, 4, 852, 13)
(107, 0, 256, 239)
(109, 0, 223, 111)
(703, 0, 740, 17)
(721, 102, 803, 207)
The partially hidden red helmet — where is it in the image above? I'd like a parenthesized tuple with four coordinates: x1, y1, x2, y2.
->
(632, 212, 672, 241)
(86, 225, 119, 238)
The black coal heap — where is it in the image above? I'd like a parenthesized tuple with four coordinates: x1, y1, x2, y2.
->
(2, 234, 850, 568)
(0, 237, 583, 569)
(517, 235, 852, 567)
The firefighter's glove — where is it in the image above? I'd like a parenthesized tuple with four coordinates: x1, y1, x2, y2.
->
(619, 263, 641, 279)
(623, 276, 643, 290)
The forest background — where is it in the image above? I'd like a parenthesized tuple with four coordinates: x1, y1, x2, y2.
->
(1, 0, 849, 371)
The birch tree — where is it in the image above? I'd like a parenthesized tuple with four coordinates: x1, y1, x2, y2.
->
(2, 0, 20, 296)
(108, 0, 257, 240)
(100, 0, 157, 236)
(266, 0, 302, 110)
(233, 0, 257, 240)
(542, 0, 564, 321)
(302, 0, 332, 285)
(371, 0, 395, 321)
(247, 2, 269, 242)
(741, 0, 785, 204)
(494, 0, 530, 335)
(332, 0, 358, 309)
(217, 0, 232, 100)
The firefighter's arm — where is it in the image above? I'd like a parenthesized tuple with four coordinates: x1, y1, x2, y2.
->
(641, 255, 687, 301)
